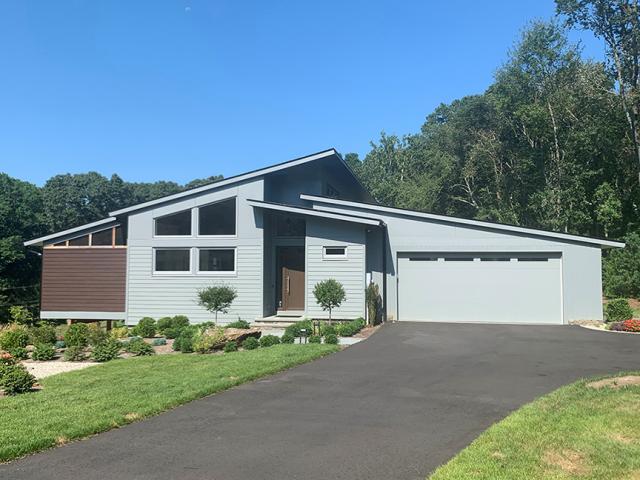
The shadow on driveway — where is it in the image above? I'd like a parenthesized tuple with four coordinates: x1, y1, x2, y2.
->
(2, 322, 639, 480)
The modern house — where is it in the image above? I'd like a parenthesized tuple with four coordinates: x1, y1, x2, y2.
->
(25, 149, 624, 325)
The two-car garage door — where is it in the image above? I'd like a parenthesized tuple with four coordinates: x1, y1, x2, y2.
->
(397, 252, 563, 324)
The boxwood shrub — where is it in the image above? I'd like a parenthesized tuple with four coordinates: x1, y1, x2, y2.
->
(280, 332, 295, 344)
(63, 345, 87, 361)
(284, 320, 314, 338)
(0, 363, 35, 395)
(125, 338, 155, 356)
(64, 323, 89, 347)
(0, 325, 29, 352)
(605, 299, 634, 322)
(29, 324, 56, 346)
(32, 343, 56, 361)
(226, 319, 251, 329)
(324, 333, 338, 345)
(91, 339, 122, 362)
(223, 341, 238, 353)
(242, 337, 259, 350)
(131, 317, 157, 338)
(259, 335, 280, 348)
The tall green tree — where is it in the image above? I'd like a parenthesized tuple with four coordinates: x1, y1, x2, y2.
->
(557, 0, 640, 184)
(0, 174, 45, 319)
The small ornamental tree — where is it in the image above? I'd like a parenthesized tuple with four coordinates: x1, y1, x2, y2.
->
(197, 285, 237, 324)
(313, 279, 346, 323)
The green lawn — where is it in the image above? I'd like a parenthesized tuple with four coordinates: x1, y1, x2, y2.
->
(0, 344, 337, 462)
(429, 372, 640, 480)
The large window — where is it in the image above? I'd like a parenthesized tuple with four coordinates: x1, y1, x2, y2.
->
(198, 248, 235, 273)
(154, 248, 191, 273)
(198, 198, 236, 236)
(68, 235, 89, 246)
(155, 210, 191, 236)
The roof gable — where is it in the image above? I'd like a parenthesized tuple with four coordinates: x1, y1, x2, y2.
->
(110, 148, 357, 216)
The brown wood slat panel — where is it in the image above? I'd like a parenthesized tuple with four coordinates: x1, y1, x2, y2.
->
(41, 248, 126, 313)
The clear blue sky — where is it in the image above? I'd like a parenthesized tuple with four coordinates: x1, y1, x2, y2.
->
(0, 1, 603, 186)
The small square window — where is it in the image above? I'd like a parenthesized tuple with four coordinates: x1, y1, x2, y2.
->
(155, 210, 191, 236)
(198, 249, 235, 273)
(154, 249, 191, 273)
(323, 246, 347, 259)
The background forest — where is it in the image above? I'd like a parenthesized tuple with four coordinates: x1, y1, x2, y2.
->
(2, 1, 640, 319)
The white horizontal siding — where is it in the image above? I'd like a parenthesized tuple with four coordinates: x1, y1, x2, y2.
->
(127, 245, 263, 324)
(305, 219, 366, 320)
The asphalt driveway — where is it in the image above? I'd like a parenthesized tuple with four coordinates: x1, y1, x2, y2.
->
(2, 323, 640, 480)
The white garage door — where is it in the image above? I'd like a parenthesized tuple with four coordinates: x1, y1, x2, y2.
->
(397, 252, 563, 324)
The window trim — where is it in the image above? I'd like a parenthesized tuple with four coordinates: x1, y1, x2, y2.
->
(196, 247, 237, 276)
(323, 246, 348, 260)
(152, 247, 193, 275)
(153, 209, 193, 238)
(196, 197, 238, 238)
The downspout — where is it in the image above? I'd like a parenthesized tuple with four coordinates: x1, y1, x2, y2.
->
(381, 223, 387, 322)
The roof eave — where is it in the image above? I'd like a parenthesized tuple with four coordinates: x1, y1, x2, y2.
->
(24, 217, 118, 247)
(109, 149, 340, 217)
(300, 194, 625, 249)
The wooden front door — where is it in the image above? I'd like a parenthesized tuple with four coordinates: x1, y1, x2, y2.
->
(277, 246, 305, 311)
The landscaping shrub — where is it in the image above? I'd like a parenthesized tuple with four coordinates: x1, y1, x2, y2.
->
(157, 316, 190, 338)
(193, 327, 226, 353)
(335, 322, 358, 337)
(320, 323, 336, 336)
(197, 285, 238, 324)
(223, 341, 238, 353)
(8, 306, 35, 326)
(242, 337, 259, 350)
(131, 317, 157, 338)
(55, 324, 68, 341)
(91, 339, 122, 362)
(28, 324, 56, 346)
(366, 281, 383, 325)
(281, 332, 295, 344)
(64, 323, 89, 347)
(125, 338, 155, 356)
(308, 335, 321, 344)
(226, 319, 251, 329)
(87, 323, 108, 346)
(156, 317, 174, 333)
(604, 299, 634, 322)
(173, 326, 198, 353)
(109, 326, 130, 339)
(335, 318, 365, 337)
(63, 346, 87, 361)
(621, 319, 640, 332)
(32, 343, 56, 361)
(313, 279, 346, 322)
(259, 335, 280, 348)
(284, 320, 314, 338)
(0, 362, 35, 395)
(0, 324, 29, 353)
(9, 347, 28, 360)
(152, 337, 167, 346)
(324, 333, 338, 345)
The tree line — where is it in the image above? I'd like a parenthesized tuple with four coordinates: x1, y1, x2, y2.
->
(0, 172, 222, 318)
(1, 0, 639, 319)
